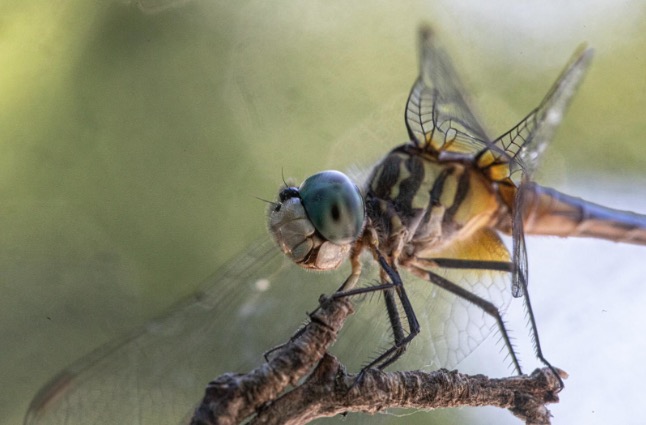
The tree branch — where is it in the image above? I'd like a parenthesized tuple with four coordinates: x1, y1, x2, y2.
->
(190, 295, 563, 425)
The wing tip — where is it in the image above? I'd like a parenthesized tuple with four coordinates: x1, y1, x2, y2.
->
(560, 43, 594, 82)
(23, 370, 76, 425)
(418, 24, 436, 50)
(419, 24, 434, 40)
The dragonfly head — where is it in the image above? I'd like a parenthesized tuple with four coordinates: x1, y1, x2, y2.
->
(268, 170, 365, 271)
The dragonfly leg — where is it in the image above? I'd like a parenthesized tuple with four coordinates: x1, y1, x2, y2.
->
(514, 266, 564, 390)
(411, 260, 523, 375)
(368, 282, 420, 371)
(513, 182, 564, 390)
(336, 243, 365, 292)
(384, 289, 406, 349)
(333, 252, 421, 371)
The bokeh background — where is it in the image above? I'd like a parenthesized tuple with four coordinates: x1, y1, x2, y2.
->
(2, 0, 646, 424)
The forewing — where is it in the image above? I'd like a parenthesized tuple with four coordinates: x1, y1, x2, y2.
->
(405, 27, 495, 159)
(24, 233, 512, 424)
(24, 238, 351, 425)
(479, 45, 594, 183)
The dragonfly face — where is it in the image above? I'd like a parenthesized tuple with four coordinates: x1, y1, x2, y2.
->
(268, 170, 364, 270)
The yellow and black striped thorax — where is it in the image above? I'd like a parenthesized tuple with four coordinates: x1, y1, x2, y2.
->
(365, 143, 503, 250)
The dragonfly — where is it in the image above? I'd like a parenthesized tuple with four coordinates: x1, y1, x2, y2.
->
(25, 27, 646, 425)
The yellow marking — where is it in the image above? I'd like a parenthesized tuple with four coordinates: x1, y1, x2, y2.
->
(410, 161, 438, 210)
(476, 149, 496, 168)
(426, 205, 445, 240)
(439, 169, 460, 209)
(427, 134, 444, 152)
(418, 227, 510, 262)
(389, 213, 404, 236)
(450, 173, 498, 234)
(390, 159, 411, 200)
(476, 149, 513, 182)
(487, 163, 512, 182)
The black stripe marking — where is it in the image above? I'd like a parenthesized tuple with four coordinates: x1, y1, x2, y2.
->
(418, 167, 453, 228)
(372, 154, 403, 199)
(429, 168, 453, 208)
(393, 155, 425, 221)
(443, 168, 471, 225)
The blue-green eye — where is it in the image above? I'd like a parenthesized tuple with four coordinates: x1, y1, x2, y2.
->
(299, 170, 365, 244)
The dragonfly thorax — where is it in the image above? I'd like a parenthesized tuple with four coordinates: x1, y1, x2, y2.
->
(365, 145, 504, 260)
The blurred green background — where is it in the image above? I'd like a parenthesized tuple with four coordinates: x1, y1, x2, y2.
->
(1, 0, 645, 424)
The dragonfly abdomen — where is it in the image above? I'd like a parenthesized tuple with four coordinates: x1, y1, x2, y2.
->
(522, 183, 646, 245)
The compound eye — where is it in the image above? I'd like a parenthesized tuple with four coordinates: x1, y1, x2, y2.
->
(299, 170, 365, 244)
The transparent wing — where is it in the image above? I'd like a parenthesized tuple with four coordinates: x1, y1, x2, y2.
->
(337, 228, 514, 374)
(407, 228, 513, 369)
(25, 232, 516, 425)
(479, 45, 594, 183)
(24, 238, 351, 425)
(478, 46, 593, 300)
(405, 27, 495, 159)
